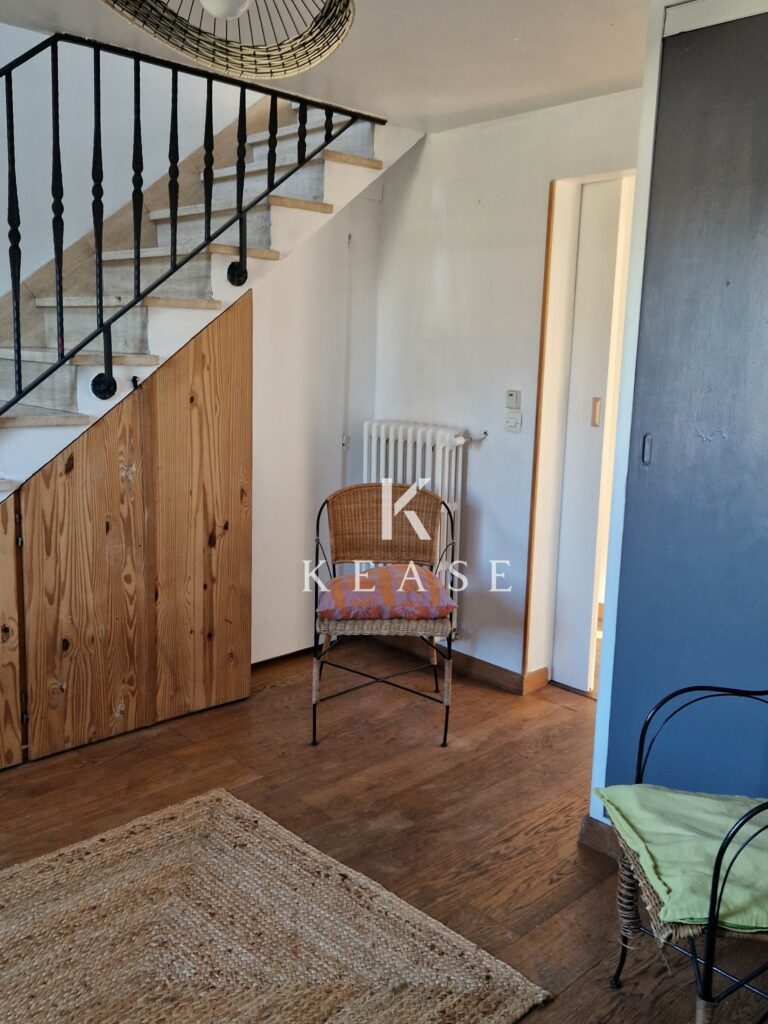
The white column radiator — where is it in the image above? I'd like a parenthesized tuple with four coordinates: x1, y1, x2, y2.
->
(362, 420, 466, 582)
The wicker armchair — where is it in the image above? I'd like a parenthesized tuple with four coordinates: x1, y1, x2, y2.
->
(604, 686, 768, 1023)
(311, 483, 456, 747)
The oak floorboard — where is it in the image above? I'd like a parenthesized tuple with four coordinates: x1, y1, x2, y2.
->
(0, 643, 762, 1023)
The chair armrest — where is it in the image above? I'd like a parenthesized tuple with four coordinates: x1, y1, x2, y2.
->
(636, 686, 768, 784)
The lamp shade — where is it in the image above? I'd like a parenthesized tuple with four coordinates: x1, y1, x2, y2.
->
(102, 0, 355, 80)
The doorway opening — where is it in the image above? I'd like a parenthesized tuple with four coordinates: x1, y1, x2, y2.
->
(523, 171, 635, 696)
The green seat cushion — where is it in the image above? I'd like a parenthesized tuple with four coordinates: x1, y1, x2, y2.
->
(595, 784, 768, 932)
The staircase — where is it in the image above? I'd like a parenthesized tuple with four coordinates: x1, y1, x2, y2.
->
(0, 36, 421, 494)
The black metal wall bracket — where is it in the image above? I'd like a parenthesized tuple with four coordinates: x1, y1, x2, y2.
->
(91, 372, 117, 400)
(226, 260, 248, 287)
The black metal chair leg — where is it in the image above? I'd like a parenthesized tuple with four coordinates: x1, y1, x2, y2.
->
(311, 633, 320, 746)
(441, 705, 450, 747)
(441, 637, 452, 747)
(610, 936, 630, 989)
(430, 635, 440, 693)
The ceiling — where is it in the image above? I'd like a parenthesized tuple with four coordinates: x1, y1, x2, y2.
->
(0, 0, 648, 131)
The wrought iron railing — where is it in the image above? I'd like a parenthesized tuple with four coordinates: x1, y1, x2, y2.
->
(0, 33, 384, 413)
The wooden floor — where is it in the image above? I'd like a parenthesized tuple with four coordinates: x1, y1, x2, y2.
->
(0, 642, 762, 1022)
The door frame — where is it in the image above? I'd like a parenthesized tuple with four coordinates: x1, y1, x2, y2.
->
(522, 171, 634, 691)
(586, 0, 768, 819)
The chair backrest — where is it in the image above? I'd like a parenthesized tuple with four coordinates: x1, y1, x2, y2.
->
(325, 483, 443, 567)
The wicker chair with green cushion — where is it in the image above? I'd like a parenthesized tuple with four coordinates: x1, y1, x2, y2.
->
(595, 686, 768, 1024)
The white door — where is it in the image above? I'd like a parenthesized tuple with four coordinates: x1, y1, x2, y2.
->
(551, 178, 625, 691)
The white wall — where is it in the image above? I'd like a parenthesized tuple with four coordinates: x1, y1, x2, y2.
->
(0, 26, 253, 291)
(248, 186, 381, 663)
(374, 89, 642, 674)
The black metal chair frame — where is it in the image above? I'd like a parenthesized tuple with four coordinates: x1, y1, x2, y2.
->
(609, 685, 768, 1022)
(310, 496, 456, 749)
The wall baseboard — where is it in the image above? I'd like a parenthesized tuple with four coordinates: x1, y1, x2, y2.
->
(578, 813, 620, 860)
(521, 666, 549, 693)
(550, 679, 597, 701)
(251, 638, 533, 697)
(383, 637, 524, 694)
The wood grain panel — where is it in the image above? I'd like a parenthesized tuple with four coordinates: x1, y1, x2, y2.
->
(17, 291, 252, 764)
(23, 395, 149, 759)
(0, 494, 23, 768)
(144, 291, 252, 721)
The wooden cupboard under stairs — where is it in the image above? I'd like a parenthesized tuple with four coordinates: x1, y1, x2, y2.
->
(0, 292, 252, 768)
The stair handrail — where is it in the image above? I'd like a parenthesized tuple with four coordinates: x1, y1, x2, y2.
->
(0, 33, 385, 415)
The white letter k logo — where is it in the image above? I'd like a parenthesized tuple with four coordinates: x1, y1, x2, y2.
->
(381, 478, 432, 541)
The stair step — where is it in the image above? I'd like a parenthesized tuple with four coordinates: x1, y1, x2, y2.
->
(213, 149, 382, 183)
(211, 156, 321, 183)
(101, 244, 279, 297)
(142, 296, 222, 310)
(209, 158, 325, 204)
(323, 150, 383, 170)
(289, 103, 361, 131)
(247, 120, 374, 163)
(150, 198, 271, 222)
(102, 244, 280, 262)
(150, 195, 331, 252)
(0, 348, 160, 367)
(35, 298, 150, 354)
(35, 295, 220, 310)
(0, 404, 90, 429)
(150, 200, 272, 251)
(247, 115, 352, 147)
(269, 195, 333, 214)
(0, 350, 78, 411)
(151, 195, 335, 223)
(206, 243, 280, 261)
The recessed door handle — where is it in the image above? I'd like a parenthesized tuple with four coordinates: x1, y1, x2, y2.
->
(641, 433, 653, 466)
(591, 397, 601, 428)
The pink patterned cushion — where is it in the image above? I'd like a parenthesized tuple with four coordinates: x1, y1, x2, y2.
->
(317, 564, 456, 621)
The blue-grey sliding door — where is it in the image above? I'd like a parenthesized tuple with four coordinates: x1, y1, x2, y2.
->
(606, 14, 768, 796)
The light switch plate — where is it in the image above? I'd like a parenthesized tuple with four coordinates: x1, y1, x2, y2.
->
(506, 389, 521, 410)
(505, 411, 522, 433)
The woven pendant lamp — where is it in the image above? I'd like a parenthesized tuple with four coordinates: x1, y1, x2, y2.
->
(101, 0, 355, 79)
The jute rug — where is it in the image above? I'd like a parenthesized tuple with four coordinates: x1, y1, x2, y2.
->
(0, 790, 548, 1023)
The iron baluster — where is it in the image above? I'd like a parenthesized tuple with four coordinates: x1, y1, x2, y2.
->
(267, 94, 278, 190)
(132, 59, 144, 298)
(203, 77, 214, 239)
(91, 323, 117, 400)
(90, 47, 116, 401)
(0, 33, 384, 418)
(297, 100, 307, 164)
(168, 67, 180, 268)
(91, 48, 104, 330)
(51, 42, 65, 359)
(227, 85, 248, 287)
(5, 74, 21, 396)
(324, 106, 333, 144)
(0, 34, 387, 127)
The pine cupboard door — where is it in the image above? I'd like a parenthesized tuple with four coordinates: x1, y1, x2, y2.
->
(22, 397, 150, 760)
(143, 292, 253, 722)
(606, 15, 768, 795)
(19, 293, 252, 762)
(0, 495, 23, 769)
